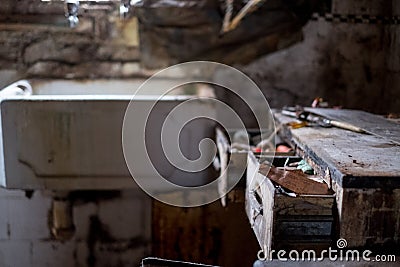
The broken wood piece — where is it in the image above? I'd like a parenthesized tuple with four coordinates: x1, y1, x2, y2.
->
(259, 165, 331, 195)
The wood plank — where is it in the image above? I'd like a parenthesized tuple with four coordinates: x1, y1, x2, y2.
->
(259, 165, 331, 195)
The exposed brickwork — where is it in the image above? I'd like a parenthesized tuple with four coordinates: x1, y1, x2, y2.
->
(0, 0, 140, 79)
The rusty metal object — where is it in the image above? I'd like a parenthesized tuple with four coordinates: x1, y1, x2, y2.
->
(305, 108, 400, 145)
(282, 108, 367, 133)
(287, 121, 308, 129)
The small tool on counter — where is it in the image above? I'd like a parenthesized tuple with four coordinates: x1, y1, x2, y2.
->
(282, 107, 366, 133)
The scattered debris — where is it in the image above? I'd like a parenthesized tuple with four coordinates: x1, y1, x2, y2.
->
(296, 159, 314, 174)
(311, 97, 329, 108)
(276, 144, 292, 153)
(283, 107, 367, 133)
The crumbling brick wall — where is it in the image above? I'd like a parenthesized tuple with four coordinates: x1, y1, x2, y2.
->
(0, 0, 141, 80)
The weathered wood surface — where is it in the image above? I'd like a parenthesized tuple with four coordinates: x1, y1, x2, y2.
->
(275, 109, 400, 188)
(305, 108, 400, 144)
(338, 187, 400, 248)
(152, 193, 259, 267)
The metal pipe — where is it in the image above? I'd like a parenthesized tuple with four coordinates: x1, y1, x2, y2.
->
(65, 0, 79, 28)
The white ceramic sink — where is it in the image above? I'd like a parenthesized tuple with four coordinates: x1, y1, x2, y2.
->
(0, 79, 216, 190)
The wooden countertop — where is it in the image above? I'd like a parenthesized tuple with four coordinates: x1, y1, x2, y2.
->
(274, 108, 400, 188)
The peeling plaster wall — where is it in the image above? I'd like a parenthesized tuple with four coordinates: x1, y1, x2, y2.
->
(0, 2, 153, 267)
(0, 189, 151, 267)
(240, 0, 400, 114)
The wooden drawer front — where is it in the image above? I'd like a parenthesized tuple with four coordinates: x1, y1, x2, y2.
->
(246, 152, 274, 256)
(273, 197, 334, 251)
(246, 152, 335, 259)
